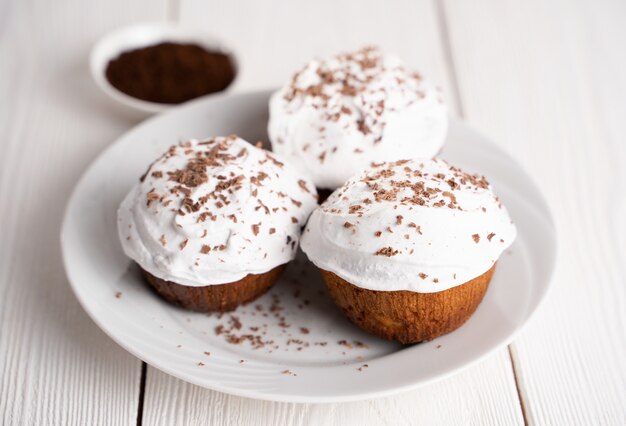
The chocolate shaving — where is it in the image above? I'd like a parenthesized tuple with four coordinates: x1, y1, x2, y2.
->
(298, 179, 310, 193)
(374, 246, 399, 257)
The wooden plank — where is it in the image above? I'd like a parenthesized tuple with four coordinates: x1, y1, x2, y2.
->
(143, 350, 522, 426)
(177, 0, 456, 96)
(140, 1, 526, 424)
(442, 0, 626, 424)
(0, 1, 166, 424)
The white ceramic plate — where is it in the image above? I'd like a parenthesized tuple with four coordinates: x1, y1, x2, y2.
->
(61, 90, 556, 403)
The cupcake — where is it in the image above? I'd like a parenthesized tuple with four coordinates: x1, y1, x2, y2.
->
(118, 135, 318, 312)
(301, 158, 516, 343)
(268, 46, 448, 195)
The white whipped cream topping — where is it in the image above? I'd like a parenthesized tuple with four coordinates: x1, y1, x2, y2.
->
(118, 136, 318, 287)
(268, 47, 448, 190)
(301, 158, 516, 293)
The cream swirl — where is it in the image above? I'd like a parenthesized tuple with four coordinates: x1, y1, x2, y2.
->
(118, 136, 318, 286)
(300, 158, 516, 292)
(268, 47, 448, 190)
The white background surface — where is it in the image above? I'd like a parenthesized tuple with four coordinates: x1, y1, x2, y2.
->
(0, 0, 624, 424)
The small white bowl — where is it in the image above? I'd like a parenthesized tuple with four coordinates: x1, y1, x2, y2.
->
(90, 22, 238, 116)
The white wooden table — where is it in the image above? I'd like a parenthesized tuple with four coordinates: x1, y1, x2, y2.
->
(1, 0, 625, 424)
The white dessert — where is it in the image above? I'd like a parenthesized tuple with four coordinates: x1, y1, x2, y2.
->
(301, 158, 516, 292)
(268, 47, 448, 190)
(118, 135, 318, 286)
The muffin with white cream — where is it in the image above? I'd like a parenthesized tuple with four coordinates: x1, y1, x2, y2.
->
(301, 158, 516, 343)
(268, 47, 448, 195)
(118, 135, 317, 312)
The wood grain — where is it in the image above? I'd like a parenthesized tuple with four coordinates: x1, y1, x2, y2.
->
(0, 1, 166, 424)
(177, 0, 456, 96)
(443, 0, 626, 424)
(143, 349, 523, 426)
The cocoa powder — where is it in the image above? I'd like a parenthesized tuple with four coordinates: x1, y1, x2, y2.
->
(105, 42, 235, 104)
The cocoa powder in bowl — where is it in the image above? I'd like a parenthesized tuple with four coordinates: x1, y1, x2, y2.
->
(105, 42, 236, 104)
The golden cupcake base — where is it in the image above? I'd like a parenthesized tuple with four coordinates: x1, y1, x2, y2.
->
(320, 264, 495, 344)
(141, 264, 285, 312)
